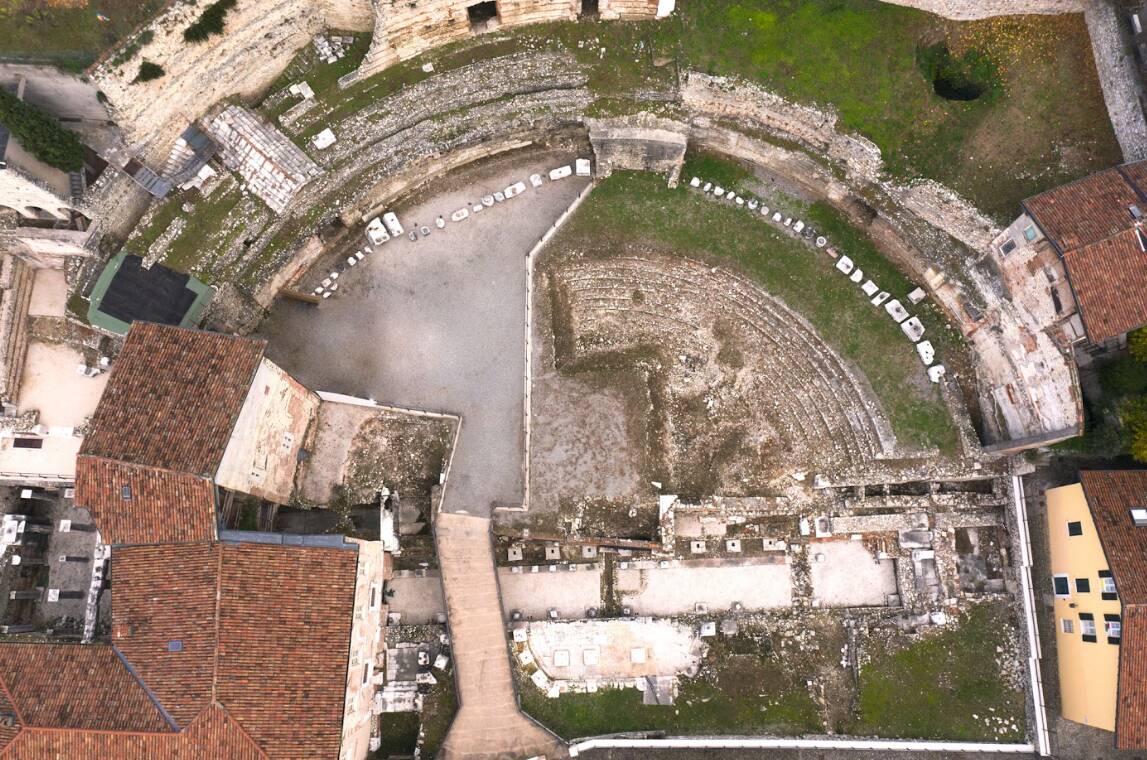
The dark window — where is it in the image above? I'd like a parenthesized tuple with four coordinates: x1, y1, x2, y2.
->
(168, 640, 183, 652)
(467, 1, 498, 28)
(1053, 575, 1070, 596)
(1068, 521, 1083, 536)
(361, 663, 370, 685)
(12, 437, 42, 449)
(1076, 578, 1091, 593)
(580, 0, 599, 15)
(1000, 238, 1017, 255)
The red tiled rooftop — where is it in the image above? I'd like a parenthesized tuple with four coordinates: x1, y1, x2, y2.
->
(112, 541, 358, 759)
(1079, 470, 1147, 749)
(1063, 230, 1147, 345)
(80, 322, 265, 477)
(74, 457, 217, 546)
(1023, 160, 1147, 343)
(0, 704, 266, 760)
(0, 644, 171, 733)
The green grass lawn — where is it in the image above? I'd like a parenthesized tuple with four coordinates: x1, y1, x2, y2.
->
(0, 0, 165, 69)
(550, 167, 960, 455)
(849, 602, 1026, 741)
(668, 0, 1120, 221)
(521, 628, 822, 739)
(124, 176, 266, 286)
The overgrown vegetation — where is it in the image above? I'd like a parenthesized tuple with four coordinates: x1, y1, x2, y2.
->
(669, 0, 1120, 221)
(109, 29, 154, 67)
(848, 602, 1025, 740)
(135, 60, 165, 83)
(0, 88, 84, 171)
(916, 42, 1001, 103)
(521, 624, 823, 738)
(1057, 334, 1147, 463)
(548, 166, 961, 455)
(184, 0, 238, 43)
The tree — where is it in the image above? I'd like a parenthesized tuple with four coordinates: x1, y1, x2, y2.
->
(184, 0, 238, 43)
(0, 88, 84, 172)
(135, 61, 165, 83)
(1130, 326, 1147, 363)
(1125, 397, 1147, 464)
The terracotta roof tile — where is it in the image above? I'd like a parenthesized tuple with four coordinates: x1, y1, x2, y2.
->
(80, 323, 265, 476)
(1024, 164, 1147, 253)
(1079, 470, 1147, 749)
(1023, 161, 1147, 343)
(1063, 230, 1147, 343)
(1118, 607, 1147, 749)
(0, 644, 171, 733)
(74, 457, 217, 546)
(113, 543, 221, 726)
(111, 541, 358, 759)
(1081, 470, 1147, 604)
(0, 704, 266, 759)
(216, 542, 356, 760)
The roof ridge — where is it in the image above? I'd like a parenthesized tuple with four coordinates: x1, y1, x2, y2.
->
(110, 646, 181, 732)
(201, 702, 271, 760)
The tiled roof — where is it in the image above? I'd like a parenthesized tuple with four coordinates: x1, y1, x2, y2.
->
(1063, 230, 1147, 346)
(1079, 470, 1147, 748)
(112, 541, 358, 760)
(1024, 166, 1146, 253)
(1081, 470, 1147, 604)
(74, 457, 217, 546)
(113, 543, 220, 726)
(216, 542, 357, 760)
(0, 644, 171, 733)
(1118, 606, 1147, 749)
(1023, 160, 1147, 342)
(80, 323, 265, 477)
(0, 704, 266, 759)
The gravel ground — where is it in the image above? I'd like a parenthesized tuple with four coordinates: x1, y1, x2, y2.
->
(260, 149, 591, 515)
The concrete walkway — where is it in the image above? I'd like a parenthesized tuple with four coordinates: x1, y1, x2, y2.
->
(436, 512, 567, 760)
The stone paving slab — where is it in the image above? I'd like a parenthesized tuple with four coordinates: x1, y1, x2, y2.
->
(436, 511, 567, 760)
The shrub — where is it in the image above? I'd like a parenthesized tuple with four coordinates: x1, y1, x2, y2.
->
(1130, 326, 1147, 363)
(135, 61, 165, 83)
(184, 0, 238, 43)
(0, 88, 84, 172)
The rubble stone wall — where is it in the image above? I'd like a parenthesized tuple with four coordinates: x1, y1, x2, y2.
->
(92, 0, 329, 160)
(349, 0, 660, 83)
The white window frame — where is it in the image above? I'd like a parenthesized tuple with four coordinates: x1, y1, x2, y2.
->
(1102, 576, 1117, 595)
(1080, 618, 1097, 637)
(1023, 225, 1037, 242)
(1106, 620, 1122, 639)
(1061, 618, 1074, 634)
(1053, 573, 1071, 598)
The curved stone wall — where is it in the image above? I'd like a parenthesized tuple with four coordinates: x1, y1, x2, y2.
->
(93, 0, 337, 159)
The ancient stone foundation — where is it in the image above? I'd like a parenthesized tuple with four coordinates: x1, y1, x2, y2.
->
(586, 114, 688, 186)
(347, 0, 665, 84)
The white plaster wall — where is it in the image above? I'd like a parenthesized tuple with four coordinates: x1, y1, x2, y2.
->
(340, 540, 391, 760)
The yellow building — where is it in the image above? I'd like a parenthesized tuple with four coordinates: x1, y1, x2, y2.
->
(1046, 470, 1147, 749)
